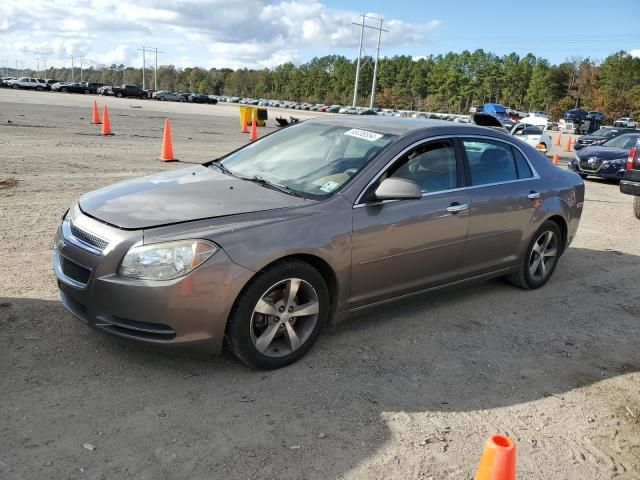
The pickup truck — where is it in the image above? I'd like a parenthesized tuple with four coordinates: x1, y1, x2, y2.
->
(620, 138, 640, 219)
(111, 84, 147, 99)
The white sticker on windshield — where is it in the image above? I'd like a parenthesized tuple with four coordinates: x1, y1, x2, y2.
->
(344, 128, 383, 142)
(320, 180, 340, 193)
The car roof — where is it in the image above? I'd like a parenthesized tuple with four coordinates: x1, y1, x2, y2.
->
(307, 116, 479, 135)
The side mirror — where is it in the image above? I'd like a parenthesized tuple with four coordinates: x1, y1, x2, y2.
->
(374, 178, 422, 200)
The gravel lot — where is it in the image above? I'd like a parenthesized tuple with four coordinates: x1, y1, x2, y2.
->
(1, 89, 639, 480)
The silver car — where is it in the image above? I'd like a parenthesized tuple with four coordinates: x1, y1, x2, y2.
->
(153, 90, 185, 102)
(54, 117, 584, 369)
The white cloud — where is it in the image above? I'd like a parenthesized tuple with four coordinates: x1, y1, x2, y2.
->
(0, 0, 442, 69)
(630, 49, 640, 58)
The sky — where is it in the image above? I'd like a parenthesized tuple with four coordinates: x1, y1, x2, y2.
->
(0, 0, 638, 72)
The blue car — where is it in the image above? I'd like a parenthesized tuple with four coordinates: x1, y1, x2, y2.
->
(569, 133, 640, 180)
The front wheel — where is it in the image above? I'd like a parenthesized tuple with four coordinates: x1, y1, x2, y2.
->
(226, 260, 329, 369)
(507, 221, 562, 289)
(116, 92, 123, 98)
(634, 196, 640, 220)
(12, 84, 18, 89)
(61, 88, 68, 93)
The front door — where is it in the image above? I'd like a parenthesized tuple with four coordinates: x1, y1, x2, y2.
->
(350, 139, 470, 307)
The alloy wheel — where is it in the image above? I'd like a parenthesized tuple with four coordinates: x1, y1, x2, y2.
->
(250, 278, 320, 358)
(529, 230, 558, 282)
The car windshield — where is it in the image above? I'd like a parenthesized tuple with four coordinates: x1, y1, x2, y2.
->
(603, 134, 640, 149)
(219, 122, 395, 199)
(591, 128, 620, 138)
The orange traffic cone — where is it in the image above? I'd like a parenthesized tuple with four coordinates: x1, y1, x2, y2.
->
(159, 118, 175, 161)
(241, 110, 248, 133)
(552, 153, 559, 165)
(101, 105, 112, 135)
(91, 100, 101, 124)
(475, 434, 516, 480)
(249, 110, 258, 141)
(555, 132, 562, 146)
(564, 135, 573, 152)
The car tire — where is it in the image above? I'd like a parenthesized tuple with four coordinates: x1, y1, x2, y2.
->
(507, 220, 562, 290)
(634, 196, 640, 220)
(578, 173, 588, 179)
(180, 97, 185, 102)
(84, 89, 90, 94)
(12, 84, 19, 89)
(226, 259, 329, 369)
(116, 92, 123, 98)
(61, 88, 67, 93)
(36, 86, 43, 91)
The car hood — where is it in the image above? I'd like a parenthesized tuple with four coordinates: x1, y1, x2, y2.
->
(79, 165, 311, 229)
(577, 135, 607, 143)
(576, 146, 629, 160)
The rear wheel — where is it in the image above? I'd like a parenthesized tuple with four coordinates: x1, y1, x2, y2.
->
(61, 88, 68, 93)
(226, 259, 328, 369)
(36, 86, 43, 91)
(116, 92, 123, 98)
(507, 221, 562, 289)
(12, 84, 18, 89)
(634, 196, 640, 220)
(84, 89, 90, 94)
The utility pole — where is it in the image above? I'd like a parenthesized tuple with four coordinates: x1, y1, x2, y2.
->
(78, 57, 86, 82)
(139, 46, 162, 91)
(1, 60, 7, 77)
(351, 15, 388, 109)
(69, 55, 76, 82)
(370, 17, 384, 109)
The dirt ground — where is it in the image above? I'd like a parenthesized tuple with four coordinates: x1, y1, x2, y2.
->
(1, 89, 639, 480)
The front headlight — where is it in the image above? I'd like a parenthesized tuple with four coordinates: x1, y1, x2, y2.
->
(118, 239, 218, 280)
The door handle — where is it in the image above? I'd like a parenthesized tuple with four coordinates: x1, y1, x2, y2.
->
(527, 191, 541, 200)
(446, 203, 469, 213)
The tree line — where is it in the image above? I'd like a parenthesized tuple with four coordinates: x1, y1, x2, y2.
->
(15, 50, 640, 121)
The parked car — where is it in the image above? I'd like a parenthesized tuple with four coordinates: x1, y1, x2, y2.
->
(45, 79, 63, 90)
(53, 117, 584, 369)
(1, 77, 16, 87)
(574, 127, 635, 150)
(111, 84, 147, 98)
(58, 82, 96, 94)
(481, 103, 509, 122)
(50, 82, 68, 92)
(569, 132, 640, 180)
(510, 117, 553, 154)
(560, 109, 589, 133)
(8, 77, 48, 91)
(97, 85, 113, 95)
(619, 138, 640, 219)
(613, 117, 637, 129)
(153, 90, 184, 102)
(188, 93, 217, 104)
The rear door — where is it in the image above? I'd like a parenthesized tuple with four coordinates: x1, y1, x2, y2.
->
(458, 137, 540, 277)
(350, 138, 470, 306)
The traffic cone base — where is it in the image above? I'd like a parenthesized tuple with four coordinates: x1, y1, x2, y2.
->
(475, 434, 516, 480)
(249, 110, 258, 141)
(91, 100, 101, 124)
(159, 118, 176, 162)
(101, 105, 113, 135)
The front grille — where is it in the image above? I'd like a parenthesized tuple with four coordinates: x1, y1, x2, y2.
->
(70, 221, 109, 252)
(579, 158, 603, 172)
(61, 257, 91, 285)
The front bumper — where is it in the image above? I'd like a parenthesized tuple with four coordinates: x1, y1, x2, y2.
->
(568, 160, 626, 179)
(53, 206, 253, 353)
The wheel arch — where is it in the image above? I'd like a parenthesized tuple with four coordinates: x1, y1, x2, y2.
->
(226, 253, 340, 333)
(544, 214, 568, 255)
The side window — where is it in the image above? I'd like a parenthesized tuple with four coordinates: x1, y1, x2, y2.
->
(388, 140, 457, 194)
(462, 139, 518, 185)
(513, 148, 533, 179)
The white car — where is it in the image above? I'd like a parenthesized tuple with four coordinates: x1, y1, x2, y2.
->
(8, 77, 48, 91)
(510, 116, 553, 154)
(614, 117, 637, 129)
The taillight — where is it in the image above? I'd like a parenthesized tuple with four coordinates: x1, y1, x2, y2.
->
(628, 146, 637, 170)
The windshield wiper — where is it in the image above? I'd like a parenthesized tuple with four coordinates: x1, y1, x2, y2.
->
(209, 161, 235, 177)
(240, 175, 304, 198)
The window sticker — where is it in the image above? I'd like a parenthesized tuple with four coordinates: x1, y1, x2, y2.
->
(344, 128, 383, 142)
(320, 180, 340, 193)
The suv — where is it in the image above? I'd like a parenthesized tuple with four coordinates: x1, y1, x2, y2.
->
(8, 77, 48, 91)
(614, 117, 637, 129)
(111, 84, 147, 98)
(620, 138, 640, 219)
